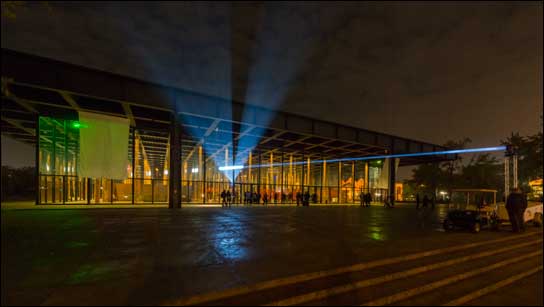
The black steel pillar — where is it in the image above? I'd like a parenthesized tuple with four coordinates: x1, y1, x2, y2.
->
(337, 161, 341, 204)
(280, 148, 284, 202)
(203, 145, 207, 204)
(389, 158, 396, 206)
(131, 128, 135, 204)
(351, 161, 355, 204)
(257, 150, 261, 194)
(301, 151, 305, 195)
(87, 178, 91, 205)
(35, 114, 40, 205)
(320, 154, 324, 204)
(63, 120, 67, 204)
(169, 115, 182, 209)
(52, 123, 56, 203)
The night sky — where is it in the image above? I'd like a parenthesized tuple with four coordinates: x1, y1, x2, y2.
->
(1, 2, 542, 178)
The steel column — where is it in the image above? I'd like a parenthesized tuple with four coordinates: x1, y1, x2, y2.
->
(35, 114, 40, 205)
(389, 158, 396, 206)
(168, 115, 181, 208)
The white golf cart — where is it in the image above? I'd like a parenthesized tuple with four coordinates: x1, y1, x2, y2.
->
(443, 189, 500, 233)
(443, 188, 543, 233)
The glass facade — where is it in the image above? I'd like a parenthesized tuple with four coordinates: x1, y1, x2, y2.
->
(38, 116, 169, 204)
(37, 115, 390, 205)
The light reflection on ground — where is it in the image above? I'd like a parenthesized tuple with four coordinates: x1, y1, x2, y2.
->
(209, 213, 248, 261)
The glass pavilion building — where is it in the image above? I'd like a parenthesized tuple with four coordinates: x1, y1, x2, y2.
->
(1, 49, 453, 207)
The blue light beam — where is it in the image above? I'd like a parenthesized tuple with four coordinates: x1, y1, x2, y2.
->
(219, 146, 507, 172)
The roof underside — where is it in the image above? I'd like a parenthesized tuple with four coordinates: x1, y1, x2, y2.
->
(1, 49, 454, 168)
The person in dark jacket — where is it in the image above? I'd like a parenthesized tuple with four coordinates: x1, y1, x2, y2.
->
(506, 188, 528, 233)
(366, 192, 372, 207)
(422, 195, 429, 208)
(360, 192, 365, 207)
(296, 191, 302, 206)
(304, 191, 310, 206)
(226, 190, 232, 207)
(221, 190, 227, 207)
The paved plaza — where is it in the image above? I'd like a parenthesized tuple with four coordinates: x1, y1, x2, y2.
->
(1, 203, 542, 305)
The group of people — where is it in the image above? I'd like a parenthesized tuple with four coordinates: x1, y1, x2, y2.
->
(296, 191, 312, 206)
(243, 191, 263, 205)
(359, 192, 373, 207)
(220, 190, 233, 207)
(415, 194, 436, 210)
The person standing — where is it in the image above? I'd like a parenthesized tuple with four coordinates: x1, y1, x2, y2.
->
(221, 190, 227, 207)
(423, 195, 429, 209)
(263, 192, 268, 205)
(304, 191, 310, 206)
(366, 192, 372, 207)
(360, 192, 365, 207)
(296, 191, 301, 206)
(506, 188, 527, 233)
(226, 190, 232, 207)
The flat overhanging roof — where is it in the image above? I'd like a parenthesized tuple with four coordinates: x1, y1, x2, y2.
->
(1, 48, 454, 167)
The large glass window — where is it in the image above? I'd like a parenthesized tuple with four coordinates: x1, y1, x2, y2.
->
(37, 115, 393, 206)
(38, 116, 168, 205)
(38, 117, 85, 204)
(133, 129, 169, 204)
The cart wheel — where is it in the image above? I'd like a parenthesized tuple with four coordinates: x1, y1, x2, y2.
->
(534, 213, 543, 227)
(443, 220, 454, 231)
(472, 222, 481, 233)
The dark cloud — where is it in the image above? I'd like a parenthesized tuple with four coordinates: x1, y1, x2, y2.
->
(1, 1, 542, 151)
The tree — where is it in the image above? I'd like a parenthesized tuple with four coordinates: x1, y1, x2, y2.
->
(458, 154, 503, 192)
(410, 138, 472, 200)
(441, 138, 472, 201)
(1, 166, 36, 201)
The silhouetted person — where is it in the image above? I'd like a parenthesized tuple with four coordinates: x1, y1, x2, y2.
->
(360, 192, 365, 206)
(263, 193, 268, 205)
(366, 192, 372, 207)
(226, 190, 232, 207)
(506, 188, 528, 233)
(312, 193, 317, 204)
(304, 191, 310, 206)
(423, 195, 429, 208)
(416, 194, 420, 209)
(221, 190, 227, 207)
(296, 192, 302, 206)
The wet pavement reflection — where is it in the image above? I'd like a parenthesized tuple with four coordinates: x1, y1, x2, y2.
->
(2, 204, 482, 305)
